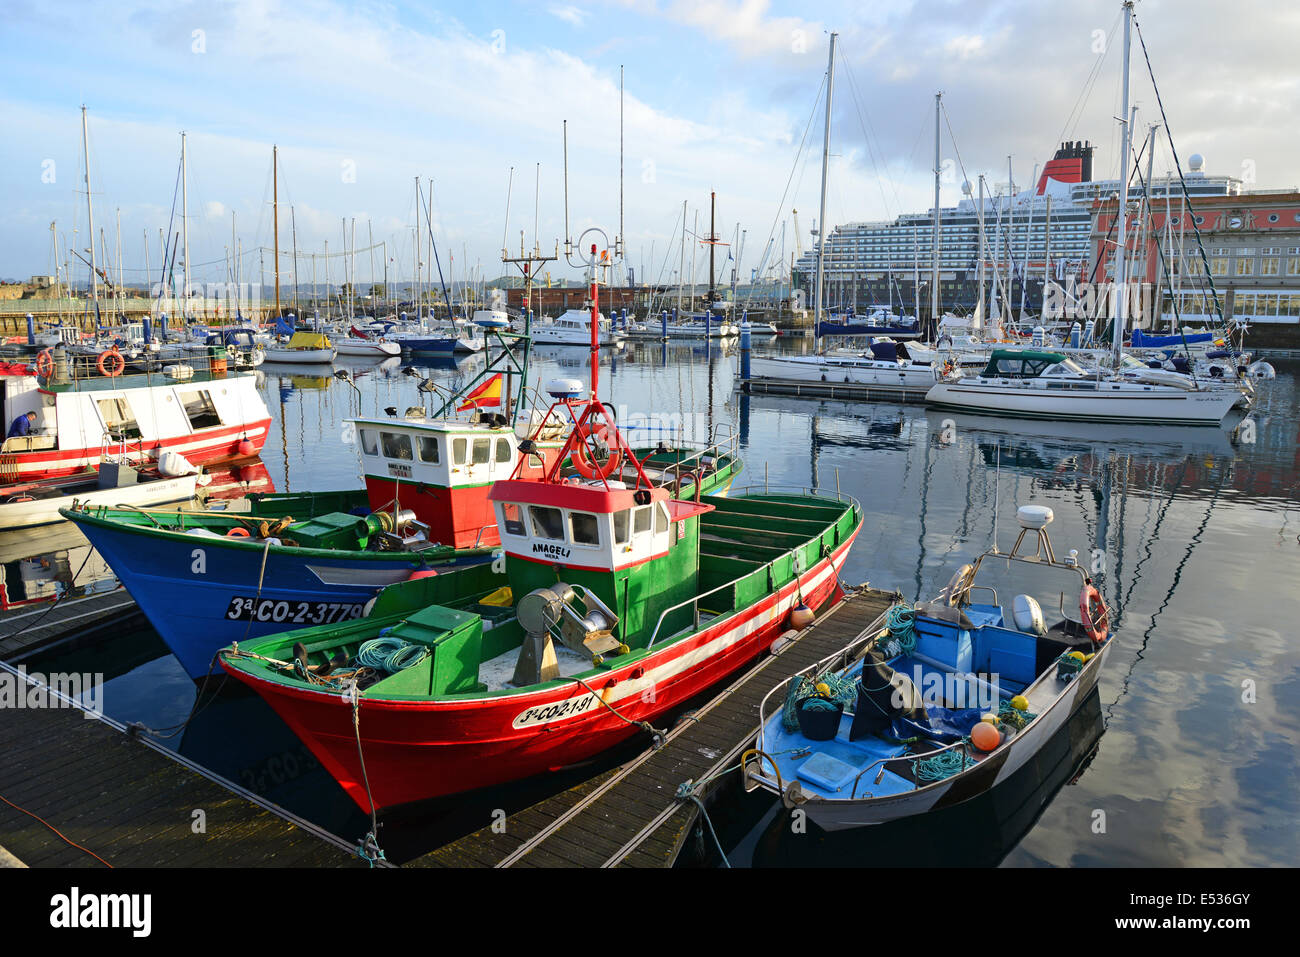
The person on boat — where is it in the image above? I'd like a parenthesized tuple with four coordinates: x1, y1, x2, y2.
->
(6, 411, 36, 438)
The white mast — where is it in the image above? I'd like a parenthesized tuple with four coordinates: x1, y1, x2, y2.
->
(181, 132, 190, 320)
(931, 91, 941, 335)
(1111, 1, 1134, 366)
(813, 32, 837, 332)
(81, 106, 99, 320)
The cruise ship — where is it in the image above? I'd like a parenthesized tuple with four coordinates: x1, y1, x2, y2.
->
(796, 142, 1244, 319)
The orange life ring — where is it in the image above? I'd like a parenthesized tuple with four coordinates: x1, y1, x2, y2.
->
(97, 348, 125, 377)
(1079, 584, 1109, 645)
(569, 406, 624, 481)
(226, 526, 251, 538)
(35, 349, 55, 378)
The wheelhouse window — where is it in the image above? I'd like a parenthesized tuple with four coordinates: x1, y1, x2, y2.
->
(179, 390, 222, 429)
(634, 506, 652, 535)
(530, 506, 564, 540)
(97, 397, 140, 439)
(495, 438, 512, 463)
(655, 503, 669, 534)
(358, 428, 379, 456)
(381, 431, 413, 459)
(569, 511, 600, 546)
(417, 435, 440, 463)
(472, 438, 491, 465)
(613, 509, 630, 545)
(452, 437, 467, 465)
(501, 503, 525, 536)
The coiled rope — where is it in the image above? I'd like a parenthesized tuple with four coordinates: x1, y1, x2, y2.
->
(882, 604, 917, 657)
(355, 635, 429, 674)
(915, 742, 972, 783)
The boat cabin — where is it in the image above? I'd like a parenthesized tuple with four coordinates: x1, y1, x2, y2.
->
(353, 414, 564, 549)
(488, 478, 712, 681)
(978, 349, 1078, 379)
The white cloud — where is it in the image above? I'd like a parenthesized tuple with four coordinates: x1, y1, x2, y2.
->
(548, 4, 586, 27)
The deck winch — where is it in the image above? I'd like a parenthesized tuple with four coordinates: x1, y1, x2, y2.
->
(512, 582, 625, 686)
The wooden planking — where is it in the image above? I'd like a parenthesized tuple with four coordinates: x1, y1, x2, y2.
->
(0, 688, 363, 868)
(0, 590, 143, 661)
(427, 587, 898, 869)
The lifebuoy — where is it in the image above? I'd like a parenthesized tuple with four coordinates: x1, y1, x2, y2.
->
(226, 526, 251, 538)
(97, 348, 125, 377)
(35, 349, 54, 378)
(569, 405, 624, 481)
(1079, 584, 1109, 644)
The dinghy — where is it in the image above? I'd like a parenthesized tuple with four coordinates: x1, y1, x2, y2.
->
(743, 504, 1112, 830)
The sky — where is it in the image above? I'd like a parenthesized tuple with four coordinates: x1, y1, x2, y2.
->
(1, 0, 1297, 290)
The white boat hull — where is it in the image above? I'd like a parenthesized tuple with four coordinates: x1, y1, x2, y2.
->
(926, 379, 1240, 424)
(263, 348, 335, 364)
(750, 355, 938, 391)
(0, 472, 200, 530)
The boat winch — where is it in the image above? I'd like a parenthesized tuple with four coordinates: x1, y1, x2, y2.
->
(512, 582, 625, 686)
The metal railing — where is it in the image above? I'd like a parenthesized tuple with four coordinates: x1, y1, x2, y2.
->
(645, 486, 861, 649)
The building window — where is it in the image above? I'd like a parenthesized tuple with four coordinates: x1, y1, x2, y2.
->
(1261, 257, 1281, 276)
(1269, 214, 1280, 223)
(1210, 258, 1229, 276)
(1235, 258, 1254, 276)
(1195, 216, 1205, 225)
(1288, 258, 1300, 276)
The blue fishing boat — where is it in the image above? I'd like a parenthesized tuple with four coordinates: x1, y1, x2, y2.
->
(744, 503, 1113, 830)
(62, 491, 497, 679)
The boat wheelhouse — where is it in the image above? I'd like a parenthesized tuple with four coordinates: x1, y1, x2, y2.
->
(533, 309, 622, 346)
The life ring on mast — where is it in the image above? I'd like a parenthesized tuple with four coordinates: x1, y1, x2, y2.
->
(97, 348, 125, 378)
(35, 349, 55, 378)
(570, 404, 624, 481)
(1079, 583, 1110, 645)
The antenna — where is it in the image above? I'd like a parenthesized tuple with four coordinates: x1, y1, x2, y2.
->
(618, 65, 625, 258)
(502, 166, 514, 260)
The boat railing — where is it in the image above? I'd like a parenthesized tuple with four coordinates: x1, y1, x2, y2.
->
(646, 488, 861, 650)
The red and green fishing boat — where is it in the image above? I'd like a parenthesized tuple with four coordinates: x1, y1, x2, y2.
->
(219, 237, 862, 813)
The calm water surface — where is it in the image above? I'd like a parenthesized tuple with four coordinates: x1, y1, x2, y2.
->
(8, 337, 1299, 866)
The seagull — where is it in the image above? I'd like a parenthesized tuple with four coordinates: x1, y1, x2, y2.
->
(384, 406, 398, 417)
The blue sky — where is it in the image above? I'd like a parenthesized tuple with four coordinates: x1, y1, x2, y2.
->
(2, 0, 1296, 288)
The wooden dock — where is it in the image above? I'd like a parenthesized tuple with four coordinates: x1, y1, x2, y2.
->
(0, 661, 368, 868)
(740, 377, 930, 403)
(409, 585, 897, 868)
(0, 589, 143, 663)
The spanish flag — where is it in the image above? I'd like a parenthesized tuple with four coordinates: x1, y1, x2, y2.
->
(458, 373, 503, 411)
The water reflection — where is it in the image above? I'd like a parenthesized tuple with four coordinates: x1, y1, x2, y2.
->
(5, 347, 1298, 867)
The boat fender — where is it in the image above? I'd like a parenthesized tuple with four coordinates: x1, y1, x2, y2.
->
(1011, 594, 1046, 636)
(35, 349, 55, 378)
(1079, 584, 1110, 644)
(790, 602, 815, 630)
(97, 348, 125, 377)
(226, 526, 251, 538)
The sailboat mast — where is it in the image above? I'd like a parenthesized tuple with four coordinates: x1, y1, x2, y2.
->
(931, 92, 941, 336)
(708, 190, 716, 305)
(813, 33, 837, 331)
(80, 108, 100, 323)
(273, 145, 281, 321)
(292, 206, 300, 317)
(182, 132, 190, 320)
(1112, 1, 1134, 366)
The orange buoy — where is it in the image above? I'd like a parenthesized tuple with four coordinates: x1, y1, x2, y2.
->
(970, 721, 1000, 752)
(237, 438, 255, 457)
(226, 526, 250, 538)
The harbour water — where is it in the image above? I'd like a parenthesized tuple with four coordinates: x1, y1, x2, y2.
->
(7, 337, 1299, 866)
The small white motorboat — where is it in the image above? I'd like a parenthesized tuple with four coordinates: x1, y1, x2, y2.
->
(0, 458, 202, 530)
(263, 331, 336, 364)
(335, 337, 401, 358)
